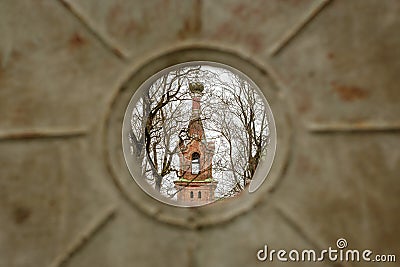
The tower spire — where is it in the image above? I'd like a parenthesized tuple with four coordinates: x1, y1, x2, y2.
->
(188, 82, 205, 140)
(189, 82, 204, 119)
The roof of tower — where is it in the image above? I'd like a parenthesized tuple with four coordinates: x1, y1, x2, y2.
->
(189, 82, 204, 94)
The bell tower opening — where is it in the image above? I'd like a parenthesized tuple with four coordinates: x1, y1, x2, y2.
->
(191, 152, 200, 174)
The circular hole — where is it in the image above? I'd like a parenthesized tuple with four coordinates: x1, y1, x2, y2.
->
(122, 61, 276, 207)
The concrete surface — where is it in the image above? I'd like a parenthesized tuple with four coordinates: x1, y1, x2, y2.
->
(0, 1, 399, 267)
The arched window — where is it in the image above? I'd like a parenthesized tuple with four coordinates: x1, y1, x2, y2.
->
(191, 152, 200, 174)
(198, 191, 201, 199)
(190, 191, 194, 198)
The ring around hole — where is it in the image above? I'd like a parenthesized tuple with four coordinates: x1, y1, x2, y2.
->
(105, 47, 291, 227)
(122, 61, 276, 208)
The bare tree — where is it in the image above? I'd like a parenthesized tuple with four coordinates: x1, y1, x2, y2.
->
(201, 69, 269, 197)
(128, 65, 270, 199)
(130, 67, 203, 192)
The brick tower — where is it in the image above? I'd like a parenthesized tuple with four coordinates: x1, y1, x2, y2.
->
(174, 82, 217, 205)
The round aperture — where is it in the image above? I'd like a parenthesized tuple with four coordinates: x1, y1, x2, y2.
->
(122, 61, 276, 207)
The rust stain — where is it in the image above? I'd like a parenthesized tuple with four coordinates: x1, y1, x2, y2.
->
(246, 33, 263, 52)
(212, 22, 235, 39)
(11, 97, 34, 125)
(177, 0, 202, 39)
(327, 52, 335, 59)
(12, 106, 30, 125)
(177, 17, 200, 39)
(297, 95, 312, 114)
(13, 205, 31, 225)
(69, 32, 86, 48)
(177, 18, 191, 39)
(124, 19, 143, 35)
(231, 3, 248, 19)
(111, 47, 124, 58)
(231, 3, 264, 21)
(331, 82, 369, 102)
(193, 0, 203, 34)
(106, 3, 124, 36)
(296, 154, 319, 174)
(108, 3, 123, 22)
(107, 3, 149, 39)
(212, 3, 265, 51)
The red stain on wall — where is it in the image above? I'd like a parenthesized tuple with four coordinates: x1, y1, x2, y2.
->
(231, 3, 248, 19)
(246, 33, 263, 52)
(297, 94, 313, 114)
(69, 33, 86, 48)
(331, 82, 369, 102)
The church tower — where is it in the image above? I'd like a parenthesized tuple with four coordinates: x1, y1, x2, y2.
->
(174, 82, 217, 205)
